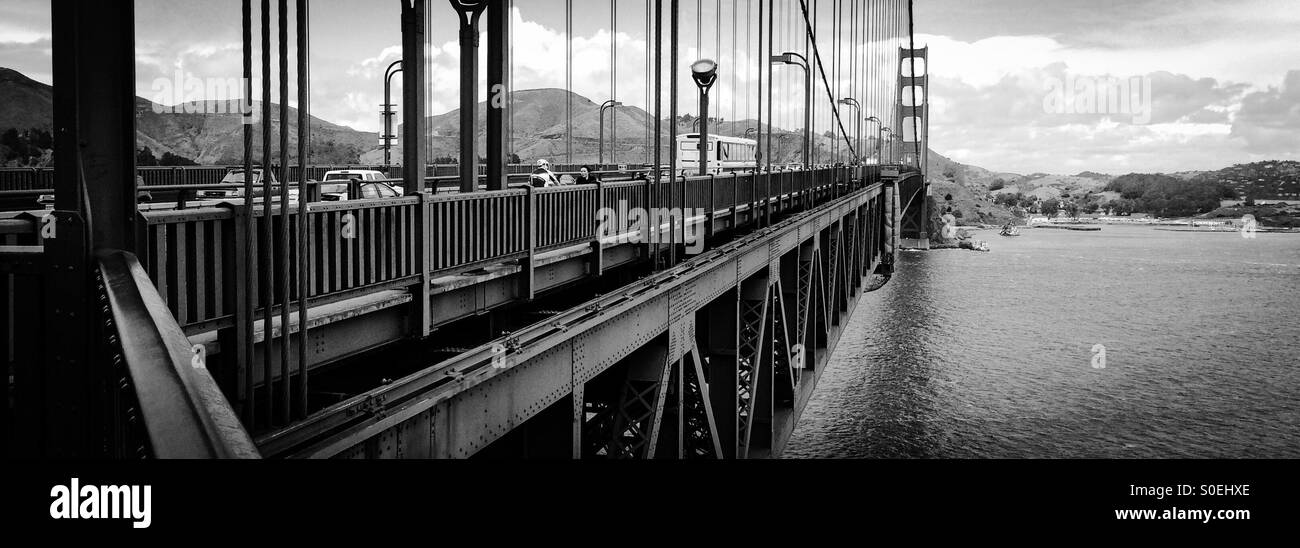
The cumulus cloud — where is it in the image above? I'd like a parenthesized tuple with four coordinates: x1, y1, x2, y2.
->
(1231, 70, 1300, 156)
(917, 31, 1296, 173)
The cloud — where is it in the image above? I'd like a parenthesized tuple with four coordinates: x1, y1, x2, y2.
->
(918, 31, 1296, 173)
(1231, 70, 1300, 155)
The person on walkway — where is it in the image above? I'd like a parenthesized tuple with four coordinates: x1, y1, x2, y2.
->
(530, 159, 559, 188)
(575, 165, 599, 185)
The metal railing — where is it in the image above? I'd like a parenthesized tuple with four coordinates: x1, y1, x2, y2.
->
(95, 249, 259, 458)
(0, 164, 648, 192)
(132, 168, 860, 332)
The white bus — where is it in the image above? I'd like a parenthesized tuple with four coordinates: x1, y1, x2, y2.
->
(675, 134, 758, 175)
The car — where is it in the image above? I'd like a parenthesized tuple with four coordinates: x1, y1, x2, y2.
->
(320, 170, 402, 200)
(200, 168, 281, 200)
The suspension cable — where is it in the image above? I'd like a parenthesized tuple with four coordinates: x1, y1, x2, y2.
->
(566, 0, 572, 163)
(793, 0, 857, 157)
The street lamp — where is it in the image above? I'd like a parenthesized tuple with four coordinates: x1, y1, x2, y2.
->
(880, 127, 895, 165)
(744, 127, 757, 139)
(382, 60, 403, 167)
(450, 0, 489, 192)
(776, 134, 798, 166)
(691, 59, 719, 176)
(771, 52, 811, 172)
(866, 116, 882, 164)
(598, 100, 623, 165)
(838, 98, 862, 165)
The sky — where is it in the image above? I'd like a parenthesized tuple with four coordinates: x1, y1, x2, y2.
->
(1, 0, 1298, 174)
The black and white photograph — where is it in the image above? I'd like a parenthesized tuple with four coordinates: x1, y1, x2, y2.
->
(1, 0, 1297, 534)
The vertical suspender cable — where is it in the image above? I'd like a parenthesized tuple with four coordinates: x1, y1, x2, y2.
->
(647, 0, 653, 165)
(765, 0, 772, 225)
(698, 0, 703, 59)
(754, 0, 759, 170)
(277, 0, 290, 425)
(566, 0, 572, 163)
(241, 0, 255, 425)
(294, 0, 309, 420)
(832, 0, 839, 162)
(612, 0, 618, 166)
(510, 0, 515, 163)
(652, 0, 661, 267)
(259, 0, 273, 426)
(669, 0, 679, 266)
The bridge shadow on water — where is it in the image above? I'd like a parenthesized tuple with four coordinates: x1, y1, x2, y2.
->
(787, 250, 952, 458)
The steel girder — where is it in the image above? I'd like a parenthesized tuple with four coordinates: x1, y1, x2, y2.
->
(271, 184, 889, 459)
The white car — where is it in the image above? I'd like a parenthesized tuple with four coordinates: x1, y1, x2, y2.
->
(200, 168, 282, 200)
(320, 170, 403, 200)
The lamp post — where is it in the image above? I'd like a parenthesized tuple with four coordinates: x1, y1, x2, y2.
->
(598, 100, 623, 165)
(382, 60, 403, 168)
(838, 98, 861, 164)
(771, 52, 810, 172)
(744, 127, 757, 139)
(450, 0, 488, 193)
(776, 134, 798, 166)
(866, 116, 882, 164)
(690, 58, 718, 176)
(881, 127, 894, 165)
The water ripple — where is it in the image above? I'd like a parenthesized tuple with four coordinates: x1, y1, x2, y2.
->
(785, 226, 1300, 458)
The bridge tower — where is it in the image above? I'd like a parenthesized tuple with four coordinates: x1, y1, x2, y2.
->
(895, 45, 930, 249)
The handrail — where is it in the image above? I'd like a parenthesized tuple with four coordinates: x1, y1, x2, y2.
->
(97, 249, 260, 458)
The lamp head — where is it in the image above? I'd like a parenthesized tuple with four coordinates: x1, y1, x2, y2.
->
(691, 59, 719, 90)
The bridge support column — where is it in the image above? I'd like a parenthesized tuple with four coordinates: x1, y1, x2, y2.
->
(402, 0, 432, 336)
(736, 273, 770, 458)
(485, 0, 510, 191)
(43, 0, 138, 457)
(702, 288, 739, 458)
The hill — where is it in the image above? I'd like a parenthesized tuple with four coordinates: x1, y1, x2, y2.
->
(1192, 160, 1300, 201)
(0, 66, 377, 166)
(377, 87, 823, 165)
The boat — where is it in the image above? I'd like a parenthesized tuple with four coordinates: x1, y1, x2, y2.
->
(999, 225, 1021, 237)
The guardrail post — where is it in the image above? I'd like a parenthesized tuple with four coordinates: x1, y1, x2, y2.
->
(415, 191, 431, 337)
(731, 173, 739, 229)
(523, 184, 536, 300)
(706, 173, 716, 239)
(590, 180, 604, 277)
(223, 201, 253, 415)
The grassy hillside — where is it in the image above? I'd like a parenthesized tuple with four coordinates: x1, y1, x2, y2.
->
(0, 66, 377, 165)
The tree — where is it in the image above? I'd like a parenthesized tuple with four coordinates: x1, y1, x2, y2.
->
(136, 147, 159, 166)
(159, 151, 198, 166)
(989, 178, 1006, 191)
(2, 128, 25, 161)
(1041, 199, 1061, 217)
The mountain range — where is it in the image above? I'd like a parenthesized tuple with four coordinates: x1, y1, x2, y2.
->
(0, 67, 377, 165)
(6, 66, 1292, 210)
